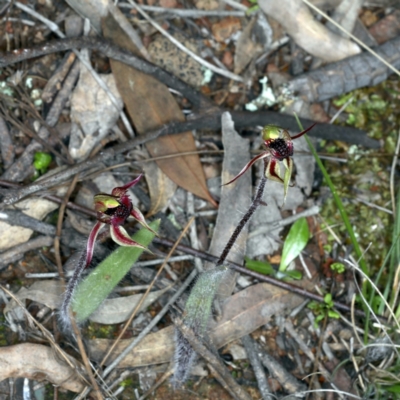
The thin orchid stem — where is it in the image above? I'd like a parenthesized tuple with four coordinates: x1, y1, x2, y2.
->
(216, 168, 267, 267)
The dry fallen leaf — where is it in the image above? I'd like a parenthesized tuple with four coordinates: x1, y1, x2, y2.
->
(204, 112, 251, 299)
(88, 281, 310, 368)
(142, 162, 177, 216)
(234, 13, 272, 74)
(89, 286, 171, 324)
(3, 279, 169, 325)
(68, 51, 123, 162)
(4, 281, 63, 317)
(102, 14, 217, 210)
(212, 17, 242, 43)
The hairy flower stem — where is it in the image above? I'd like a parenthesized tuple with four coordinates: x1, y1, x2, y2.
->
(216, 171, 267, 267)
(60, 249, 87, 328)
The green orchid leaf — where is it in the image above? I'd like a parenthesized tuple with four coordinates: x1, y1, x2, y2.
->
(279, 217, 310, 271)
(71, 219, 160, 323)
(245, 257, 274, 275)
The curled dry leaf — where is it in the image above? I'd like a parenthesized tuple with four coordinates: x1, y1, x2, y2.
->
(0, 343, 85, 392)
(258, 0, 361, 62)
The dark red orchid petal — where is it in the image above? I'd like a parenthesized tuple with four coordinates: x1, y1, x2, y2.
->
(111, 173, 143, 197)
(290, 123, 316, 140)
(86, 221, 104, 267)
(222, 152, 269, 186)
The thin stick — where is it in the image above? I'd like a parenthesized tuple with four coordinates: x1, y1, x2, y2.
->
(241, 335, 273, 400)
(120, 4, 246, 17)
(70, 316, 104, 400)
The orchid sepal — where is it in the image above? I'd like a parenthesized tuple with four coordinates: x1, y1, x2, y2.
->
(86, 221, 104, 267)
(262, 125, 284, 141)
(131, 206, 159, 236)
(222, 152, 269, 186)
(111, 173, 143, 197)
(289, 123, 316, 140)
(110, 224, 152, 253)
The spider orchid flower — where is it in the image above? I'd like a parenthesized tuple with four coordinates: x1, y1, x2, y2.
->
(86, 174, 156, 267)
(224, 124, 316, 205)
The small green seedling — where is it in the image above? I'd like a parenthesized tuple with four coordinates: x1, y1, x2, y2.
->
(33, 152, 52, 178)
(330, 262, 345, 274)
(308, 293, 340, 327)
(246, 0, 259, 14)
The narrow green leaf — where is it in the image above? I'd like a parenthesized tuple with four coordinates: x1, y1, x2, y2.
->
(293, 114, 371, 338)
(284, 270, 303, 280)
(387, 385, 400, 394)
(279, 217, 309, 271)
(71, 220, 160, 323)
(245, 257, 274, 275)
(324, 293, 332, 305)
(328, 310, 340, 319)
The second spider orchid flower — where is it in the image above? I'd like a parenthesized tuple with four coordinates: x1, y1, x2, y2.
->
(86, 173, 156, 267)
(224, 124, 316, 205)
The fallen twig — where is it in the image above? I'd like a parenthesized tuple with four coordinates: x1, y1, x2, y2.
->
(287, 35, 400, 103)
(241, 335, 273, 400)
